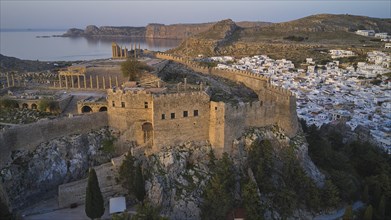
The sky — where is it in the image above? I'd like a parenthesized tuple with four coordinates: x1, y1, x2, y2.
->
(0, 0, 390, 29)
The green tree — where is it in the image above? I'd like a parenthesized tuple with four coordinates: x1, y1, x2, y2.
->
(201, 153, 235, 220)
(38, 99, 59, 112)
(343, 205, 353, 220)
(134, 163, 146, 203)
(376, 195, 385, 220)
(85, 168, 105, 220)
(242, 179, 264, 220)
(131, 202, 167, 220)
(362, 184, 369, 203)
(321, 180, 340, 208)
(363, 205, 373, 220)
(0, 199, 13, 220)
(0, 99, 18, 108)
(121, 58, 153, 81)
(119, 153, 136, 196)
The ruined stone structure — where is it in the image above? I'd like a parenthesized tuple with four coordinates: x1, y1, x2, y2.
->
(106, 53, 299, 155)
(112, 42, 142, 59)
(58, 66, 87, 89)
(56, 66, 119, 90)
(77, 96, 108, 113)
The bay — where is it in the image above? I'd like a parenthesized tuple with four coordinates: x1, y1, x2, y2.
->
(0, 30, 181, 61)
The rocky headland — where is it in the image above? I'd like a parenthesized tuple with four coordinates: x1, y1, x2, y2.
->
(61, 21, 269, 39)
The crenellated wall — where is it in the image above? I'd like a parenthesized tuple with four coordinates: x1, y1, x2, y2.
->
(155, 52, 299, 139)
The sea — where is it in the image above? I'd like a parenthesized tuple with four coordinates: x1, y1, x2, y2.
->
(0, 29, 182, 61)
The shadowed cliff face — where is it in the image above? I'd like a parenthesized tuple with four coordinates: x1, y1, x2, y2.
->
(0, 128, 113, 210)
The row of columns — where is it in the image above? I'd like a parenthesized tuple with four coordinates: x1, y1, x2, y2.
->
(2, 73, 25, 88)
(112, 42, 142, 59)
(57, 75, 119, 90)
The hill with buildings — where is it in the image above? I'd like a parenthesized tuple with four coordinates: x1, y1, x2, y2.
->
(169, 14, 390, 64)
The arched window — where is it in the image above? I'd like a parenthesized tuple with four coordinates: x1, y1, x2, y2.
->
(99, 106, 107, 112)
(22, 103, 28, 109)
(81, 106, 93, 113)
(31, 103, 37, 110)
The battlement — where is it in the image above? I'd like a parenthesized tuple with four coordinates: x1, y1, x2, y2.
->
(154, 52, 293, 100)
(152, 90, 209, 100)
(108, 88, 152, 95)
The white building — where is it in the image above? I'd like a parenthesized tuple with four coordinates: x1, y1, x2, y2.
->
(356, 30, 375, 37)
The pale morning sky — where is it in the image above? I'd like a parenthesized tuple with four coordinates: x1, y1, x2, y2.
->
(0, 0, 390, 29)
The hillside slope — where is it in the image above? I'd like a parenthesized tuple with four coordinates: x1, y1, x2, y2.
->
(169, 14, 389, 63)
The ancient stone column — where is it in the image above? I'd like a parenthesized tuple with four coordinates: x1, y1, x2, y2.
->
(102, 76, 106, 89)
(115, 77, 119, 87)
(71, 75, 74, 88)
(78, 76, 81, 89)
(65, 76, 68, 89)
(109, 76, 112, 88)
(90, 75, 93, 89)
(96, 76, 99, 89)
(59, 75, 62, 88)
(84, 76, 87, 89)
(6, 73, 10, 87)
(11, 75, 15, 87)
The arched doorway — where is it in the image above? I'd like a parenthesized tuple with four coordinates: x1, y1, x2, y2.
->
(81, 106, 92, 113)
(31, 103, 37, 110)
(142, 122, 153, 144)
(99, 106, 107, 112)
(22, 103, 28, 109)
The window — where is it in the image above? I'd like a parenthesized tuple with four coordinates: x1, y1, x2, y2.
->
(112, 101, 115, 107)
(144, 102, 148, 108)
(121, 102, 125, 108)
(215, 107, 217, 110)
(194, 110, 199, 117)
(183, 111, 188, 117)
(161, 114, 165, 120)
(171, 113, 175, 119)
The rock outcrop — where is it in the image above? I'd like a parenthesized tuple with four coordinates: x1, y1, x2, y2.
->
(144, 126, 324, 219)
(0, 127, 114, 210)
(145, 141, 213, 220)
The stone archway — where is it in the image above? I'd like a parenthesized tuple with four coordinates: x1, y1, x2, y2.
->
(142, 122, 153, 144)
(31, 103, 37, 110)
(99, 106, 107, 112)
(22, 103, 28, 109)
(81, 106, 93, 113)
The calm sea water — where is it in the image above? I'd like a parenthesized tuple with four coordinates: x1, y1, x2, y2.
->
(0, 30, 181, 61)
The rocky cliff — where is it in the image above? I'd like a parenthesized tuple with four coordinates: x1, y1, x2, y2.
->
(61, 21, 269, 39)
(0, 127, 114, 210)
(144, 126, 324, 219)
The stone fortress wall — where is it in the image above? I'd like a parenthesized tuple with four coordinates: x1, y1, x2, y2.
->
(0, 112, 108, 168)
(153, 52, 299, 154)
(106, 53, 298, 155)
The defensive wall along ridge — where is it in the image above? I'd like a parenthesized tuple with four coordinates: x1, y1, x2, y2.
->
(154, 52, 299, 138)
(0, 112, 108, 168)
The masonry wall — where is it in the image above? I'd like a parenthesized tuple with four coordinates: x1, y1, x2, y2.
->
(155, 52, 299, 138)
(153, 92, 210, 149)
(0, 112, 108, 168)
(107, 89, 153, 145)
